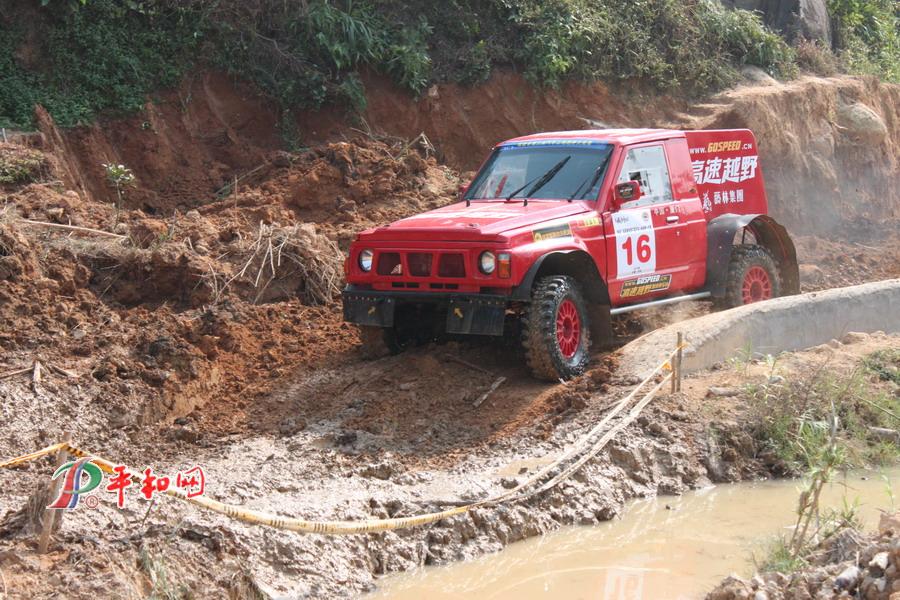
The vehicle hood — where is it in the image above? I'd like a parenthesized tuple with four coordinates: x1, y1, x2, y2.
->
(359, 200, 590, 242)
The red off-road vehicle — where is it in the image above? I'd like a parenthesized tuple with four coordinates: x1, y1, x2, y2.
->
(343, 129, 799, 380)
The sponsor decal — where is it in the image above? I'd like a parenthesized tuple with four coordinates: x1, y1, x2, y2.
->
(620, 274, 672, 298)
(532, 224, 572, 242)
(580, 217, 600, 228)
(691, 155, 758, 185)
(706, 140, 742, 153)
(612, 209, 656, 277)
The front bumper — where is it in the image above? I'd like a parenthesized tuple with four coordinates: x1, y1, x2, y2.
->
(342, 287, 508, 336)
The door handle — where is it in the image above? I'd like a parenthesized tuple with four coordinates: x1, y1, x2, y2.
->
(666, 215, 680, 223)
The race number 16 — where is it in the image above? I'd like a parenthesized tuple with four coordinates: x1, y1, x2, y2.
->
(621, 235, 652, 265)
(612, 209, 656, 278)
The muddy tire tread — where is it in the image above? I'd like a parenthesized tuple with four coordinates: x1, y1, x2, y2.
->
(521, 275, 591, 381)
(721, 244, 781, 308)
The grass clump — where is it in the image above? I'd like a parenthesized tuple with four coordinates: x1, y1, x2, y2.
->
(747, 360, 900, 473)
(0, 144, 47, 184)
(863, 348, 900, 385)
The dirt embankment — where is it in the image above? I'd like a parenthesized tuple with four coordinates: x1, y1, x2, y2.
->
(33, 70, 900, 238)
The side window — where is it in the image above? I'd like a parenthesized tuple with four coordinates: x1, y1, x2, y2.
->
(616, 145, 673, 208)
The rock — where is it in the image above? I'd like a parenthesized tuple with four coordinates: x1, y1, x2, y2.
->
(878, 511, 900, 535)
(869, 551, 890, 575)
(360, 460, 395, 480)
(169, 426, 199, 443)
(128, 217, 169, 248)
(741, 65, 778, 86)
(707, 386, 741, 398)
(834, 565, 861, 592)
(278, 417, 306, 435)
(799, 263, 825, 284)
(721, 0, 832, 45)
(648, 421, 670, 438)
(753, 591, 769, 600)
(499, 477, 518, 490)
(335, 430, 358, 446)
(868, 427, 900, 445)
(841, 331, 869, 344)
(866, 577, 886, 599)
(837, 102, 889, 146)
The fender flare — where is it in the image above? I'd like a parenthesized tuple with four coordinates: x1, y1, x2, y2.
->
(511, 250, 610, 304)
(706, 214, 800, 297)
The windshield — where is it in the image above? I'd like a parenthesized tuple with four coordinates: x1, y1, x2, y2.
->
(465, 142, 613, 201)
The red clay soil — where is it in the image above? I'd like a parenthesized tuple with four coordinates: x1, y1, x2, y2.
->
(0, 136, 456, 447)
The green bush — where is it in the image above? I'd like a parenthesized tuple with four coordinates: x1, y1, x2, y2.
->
(1, 0, 801, 130)
(829, 0, 900, 82)
(0, 145, 47, 184)
(488, 0, 795, 91)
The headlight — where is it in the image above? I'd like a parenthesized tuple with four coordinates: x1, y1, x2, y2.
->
(359, 249, 374, 272)
(479, 251, 496, 275)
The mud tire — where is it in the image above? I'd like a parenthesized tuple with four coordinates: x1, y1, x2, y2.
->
(521, 275, 591, 381)
(721, 244, 781, 309)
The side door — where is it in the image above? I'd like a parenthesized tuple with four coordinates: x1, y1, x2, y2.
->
(602, 142, 706, 304)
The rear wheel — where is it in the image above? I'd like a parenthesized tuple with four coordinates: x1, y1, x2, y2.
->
(521, 275, 591, 381)
(721, 244, 781, 308)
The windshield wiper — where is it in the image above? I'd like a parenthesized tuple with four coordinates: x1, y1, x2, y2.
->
(505, 156, 571, 206)
(567, 152, 613, 202)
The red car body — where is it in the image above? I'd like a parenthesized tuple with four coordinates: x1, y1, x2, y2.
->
(343, 128, 798, 378)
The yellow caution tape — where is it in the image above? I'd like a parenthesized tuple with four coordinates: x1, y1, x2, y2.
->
(1, 339, 689, 535)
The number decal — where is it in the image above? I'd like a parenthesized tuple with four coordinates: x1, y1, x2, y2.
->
(612, 209, 656, 277)
(620, 234, 653, 266)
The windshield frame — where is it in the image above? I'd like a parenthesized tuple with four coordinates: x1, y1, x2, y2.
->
(464, 140, 614, 203)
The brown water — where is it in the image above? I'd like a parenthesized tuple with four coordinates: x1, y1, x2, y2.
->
(372, 469, 899, 600)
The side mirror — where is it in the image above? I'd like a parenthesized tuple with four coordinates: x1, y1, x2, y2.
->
(614, 181, 642, 206)
(458, 183, 470, 202)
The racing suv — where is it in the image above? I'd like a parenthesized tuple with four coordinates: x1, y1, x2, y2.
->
(342, 129, 799, 381)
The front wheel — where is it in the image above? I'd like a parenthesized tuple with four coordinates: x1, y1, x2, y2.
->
(521, 275, 591, 381)
(721, 244, 781, 308)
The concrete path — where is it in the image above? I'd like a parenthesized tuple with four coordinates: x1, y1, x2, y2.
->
(618, 279, 900, 379)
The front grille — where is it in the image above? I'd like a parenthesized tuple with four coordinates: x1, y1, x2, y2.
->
(408, 253, 433, 277)
(438, 254, 465, 278)
(377, 253, 401, 276)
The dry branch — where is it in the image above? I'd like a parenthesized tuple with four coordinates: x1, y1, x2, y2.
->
(18, 219, 126, 239)
(473, 376, 507, 408)
(207, 221, 342, 306)
(443, 354, 494, 376)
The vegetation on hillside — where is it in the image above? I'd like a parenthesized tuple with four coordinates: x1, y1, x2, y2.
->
(828, 0, 900, 83)
(0, 0, 896, 130)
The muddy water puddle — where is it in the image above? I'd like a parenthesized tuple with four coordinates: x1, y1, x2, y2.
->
(372, 468, 900, 600)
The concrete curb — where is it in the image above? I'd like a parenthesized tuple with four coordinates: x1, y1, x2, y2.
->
(618, 279, 900, 378)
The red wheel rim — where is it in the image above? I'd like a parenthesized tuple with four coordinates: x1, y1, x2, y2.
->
(742, 266, 772, 304)
(556, 299, 581, 359)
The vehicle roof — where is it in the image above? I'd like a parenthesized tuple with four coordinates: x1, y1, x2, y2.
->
(499, 128, 684, 147)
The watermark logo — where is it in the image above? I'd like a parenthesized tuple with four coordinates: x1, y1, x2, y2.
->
(48, 460, 206, 510)
(47, 457, 104, 510)
(603, 568, 645, 600)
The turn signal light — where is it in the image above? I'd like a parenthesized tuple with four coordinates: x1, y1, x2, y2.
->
(497, 253, 511, 279)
